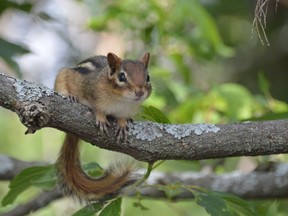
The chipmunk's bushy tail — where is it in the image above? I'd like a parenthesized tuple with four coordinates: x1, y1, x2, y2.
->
(56, 133, 137, 202)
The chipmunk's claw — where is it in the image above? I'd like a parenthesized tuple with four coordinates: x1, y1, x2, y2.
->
(96, 119, 110, 134)
(68, 95, 78, 103)
(115, 125, 128, 143)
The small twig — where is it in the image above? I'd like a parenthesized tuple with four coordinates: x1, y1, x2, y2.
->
(135, 162, 154, 186)
(275, 0, 279, 13)
(0, 154, 47, 180)
(2, 156, 288, 207)
(0, 190, 62, 216)
(152, 160, 165, 170)
(252, 0, 271, 46)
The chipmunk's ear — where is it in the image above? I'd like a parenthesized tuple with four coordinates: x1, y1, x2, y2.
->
(107, 52, 122, 76)
(140, 52, 150, 68)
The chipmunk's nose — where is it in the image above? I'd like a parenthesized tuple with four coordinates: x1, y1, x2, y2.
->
(135, 90, 144, 97)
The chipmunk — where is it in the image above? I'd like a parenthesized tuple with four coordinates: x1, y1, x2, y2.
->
(54, 52, 151, 202)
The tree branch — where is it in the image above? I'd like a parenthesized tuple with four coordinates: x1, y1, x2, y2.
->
(139, 163, 288, 200)
(0, 155, 47, 180)
(1, 155, 288, 205)
(1, 74, 288, 162)
(0, 190, 62, 216)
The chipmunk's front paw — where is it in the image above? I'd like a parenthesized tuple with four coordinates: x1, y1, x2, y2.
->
(95, 112, 110, 134)
(96, 119, 110, 134)
(116, 125, 128, 143)
(115, 118, 128, 142)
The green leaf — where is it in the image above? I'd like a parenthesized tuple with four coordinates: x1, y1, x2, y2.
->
(133, 201, 149, 211)
(173, 0, 232, 58)
(221, 193, 256, 216)
(82, 162, 105, 178)
(0, 0, 33, 14)
(170, 53, 192, 84)
(1, 162, 106, 207)
(32, 166, 57, 190)
(37, 12, 56, 21)
(194, 190, 231, 216)
(0, 37, 29, 58)
(244, 112, 288, 121)
(2, 57, 22, 78)
(72, 202, 104, 216)
(214, 83, 253, 120)
(0, 37, 30, 78)
(88, 5, 123, 31)
(156, 183, 184, 200)
(254, 201, 274, 215)
(141, 106, 170, 123)
(99, 198, 122, 216)
(193, 189, 256, 216)
(258, 72, 270, 96)
(1, 165, 56, 206)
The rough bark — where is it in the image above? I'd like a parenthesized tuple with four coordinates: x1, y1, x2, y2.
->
(1, 74, 288, 163)
(0, 155, 46, 180)
(1, 155, 288, 214)
(0, 155, 288, 216)
(0, 190, 62, 216)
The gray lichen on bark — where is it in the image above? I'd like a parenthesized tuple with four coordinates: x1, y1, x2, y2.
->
(13, 79, 54, 102)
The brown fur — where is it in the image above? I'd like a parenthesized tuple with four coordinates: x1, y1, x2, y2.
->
(54, 53, 151, 202)
(56, 133, 136, 202)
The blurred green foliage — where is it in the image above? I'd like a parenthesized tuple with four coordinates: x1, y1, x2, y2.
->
(88, 0, 232, 59)
(2, 166, 56, 206)
(1, 0, 288, 215)
(0, 38, 30, 78)
(0, 0, 32, 14)
(0, 0, 32, 78)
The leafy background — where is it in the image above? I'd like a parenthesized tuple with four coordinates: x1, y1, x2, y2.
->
(1, 0, 288, 215)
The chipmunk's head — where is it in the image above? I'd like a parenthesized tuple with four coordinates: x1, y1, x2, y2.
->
(107, 52, 152, 102)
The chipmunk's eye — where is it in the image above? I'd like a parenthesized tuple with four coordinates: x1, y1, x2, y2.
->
(147, 75, 150, 82)
(118, 72, 127, 82)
